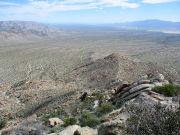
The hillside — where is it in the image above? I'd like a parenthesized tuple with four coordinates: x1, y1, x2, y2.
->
(0, 53, 177, 118)
(0, 53, 179, 135)
(65, 53, 176, 89)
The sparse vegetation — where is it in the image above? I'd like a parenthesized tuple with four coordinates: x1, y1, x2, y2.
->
(42, 108, 67, 125)
(1, 23, 180, 135)
(71, 98, 95, 116)
(79, 112, 100, 128)
(153, 84, 180, 97)
(49, 126, 65, 134)
(96, 103, 115, 115)
(48, 108, 67, 118)
(125, 104, 180, 135)
(11, 79, 27, 88)
(63, 117, 77, 127)
(0, 116, 7, 130)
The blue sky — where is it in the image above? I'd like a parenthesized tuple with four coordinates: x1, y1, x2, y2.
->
(0, 0, 179, 23)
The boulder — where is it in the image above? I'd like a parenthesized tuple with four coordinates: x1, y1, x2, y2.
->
(49, 118, 64, 127)
(93, 100, 99, 109)
(154, 73, 165, 82)
(74, 127, 97, 135)
(57, 125, 97, 135)
(98, 120, 124, 135)
(153, 82, 163, 87)
(162, 80, 169, 85)
(120, 84, 154, 99)
(59, 125, 80, 135)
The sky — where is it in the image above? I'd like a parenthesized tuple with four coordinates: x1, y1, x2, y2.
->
(0, 0, 179, 24)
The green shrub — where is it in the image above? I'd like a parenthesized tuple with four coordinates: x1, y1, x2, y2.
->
(42, 108, 67, 125)
(11, 79, 27, 88)
(71, 98, 95, 116)
(0, 117, 7, 130)
(79, 112, 100, 128)
(96, 103, 115, 115)
(49, 126, 65, 134)
(125, 104, 180, 135)
(64, 117, 77, 127)
(153, 84, 180, 97)
(94, 91, 104, 100)
(44, 108, 67, 120)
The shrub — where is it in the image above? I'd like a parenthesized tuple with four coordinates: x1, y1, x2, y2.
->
(63, 117, 77, 127)
(96, 103, 115, 115)
(49, 126, 65, 134)
(42, 108, 67, 125)
(48, 108, 67, 118)
(11, 79, 27, 88)
(71, 98, 95, 116)
(79, 112, 100, 128)
(125, 104, 180, 135)
(153, 84, 180, 97)
(0, 117, 7, 130)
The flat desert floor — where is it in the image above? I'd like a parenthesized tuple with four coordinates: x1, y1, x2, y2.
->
(0, 26, 180, 84)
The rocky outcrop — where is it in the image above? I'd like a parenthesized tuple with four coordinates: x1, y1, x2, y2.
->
(110, 73, 171, 106)
(49, 125, 97, 135)
(98, 120, 124, 135)
(74, 127, 97, 135)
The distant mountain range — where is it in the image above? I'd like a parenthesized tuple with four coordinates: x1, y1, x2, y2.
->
(115, 20, 180, 32)
(0, 21, 59, 40)
(0, 20, 180, 41)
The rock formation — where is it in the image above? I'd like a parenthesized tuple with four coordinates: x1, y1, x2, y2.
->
(110, 73, 171, 107)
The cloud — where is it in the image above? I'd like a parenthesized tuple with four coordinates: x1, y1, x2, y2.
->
(0, 0, 140, 19)
(0, 0, 139, 11)
(0, 1, 20, 7)
(29, 0, 140, 11)
(142, 0, 178, 4)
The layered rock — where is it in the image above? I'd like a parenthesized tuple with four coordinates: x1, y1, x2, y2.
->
(110, 73, 171, 106)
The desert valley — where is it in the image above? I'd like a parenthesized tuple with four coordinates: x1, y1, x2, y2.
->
(0, 20, 180, 135)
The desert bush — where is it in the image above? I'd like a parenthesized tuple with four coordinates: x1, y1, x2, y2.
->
(153, 84, 180, 97)
(0, 116, 7, 130)
(71, 98, 95, 116)
(11, 79, 27, 88)
(42, 108, 67, 125)
(96, 103, 115, 115)
(63, 117, 77, 127)
(79, 112, 100, 128)
(125, 104, 180, 135)
(94, 91, 104, 100)
(49, 126, 65, 134)
(48, 108, 67, 118)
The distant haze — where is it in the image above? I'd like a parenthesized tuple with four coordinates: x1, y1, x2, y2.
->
(0, 0, 180, 23)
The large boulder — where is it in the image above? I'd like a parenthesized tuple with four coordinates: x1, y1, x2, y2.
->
(74, 127, 97, 135)
(49, 118, 64, 127)
(55, 125, 97, 135)
(98, 120, 124, 135)
(154, 73, 165, 82)
(59, 125, 80, 135)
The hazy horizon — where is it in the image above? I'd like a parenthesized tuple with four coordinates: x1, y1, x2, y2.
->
(0, 0, 180, 24)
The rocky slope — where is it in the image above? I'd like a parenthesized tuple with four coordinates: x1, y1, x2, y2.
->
(65, 53, 176, 89)
(0, 53, 179, 135)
